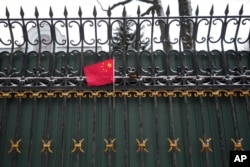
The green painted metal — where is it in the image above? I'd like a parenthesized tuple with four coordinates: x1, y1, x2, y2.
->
(0, 94, 250, 167)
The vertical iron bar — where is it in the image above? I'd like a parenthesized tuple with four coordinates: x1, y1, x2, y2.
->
(108, 96, 112, 167)
(11, 97, 22, 167)
(76, 97, 81, 167)
(64, 7, 70, 56)
(59, 96, 67, 167)
(35, 7, 42, 70)
(138, 96, 144, 167)
(122, 7, 127, 79)
(92, 96, 97, 167)
(229, 96, 240, 139)
(20, 7, 29, 76)
(199, 96, 210, 167)
(207, 6, 214, 52)
(168, 96, 176, 167)
(0, 98, 8, 167)
(93, 7, 98, 54)
(41, 97, 52, 167)
(49, 7, 56, 77)
(150, 9, 155, 80)
(233, 6, 243, 52)
(214, 96, 226, 167)
(245, 96, 250, 132)
(221, 6, 229, 75)
(233, 6, 244, 74)
(184, 96, 193, 167)
(27, 97, 37, 167)
(6, 8, 14, 76)
(136, 6, 141, 82)
(78, 7, 84, 76)
(153, 96, 160, 167)
(123, 96, 129, 167)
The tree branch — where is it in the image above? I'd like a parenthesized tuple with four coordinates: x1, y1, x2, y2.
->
(97, 0, 153, 12)
(96, 0, 133, 11)
(138, 0, 154, 4)
(141, 4, 161, 16)
(96, 0, 108, 11)
(110, 0, 133, 10)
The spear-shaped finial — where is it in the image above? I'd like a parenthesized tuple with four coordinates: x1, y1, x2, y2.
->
(64, 6, 68, 17)
(137, 5, 141, 16)
(93, 6, 97, 17)
(225, 4, 229, 16)
(20, 7, 24, 18)
(210, 5, 214, 16)
(166, 5, 170, 16)
(35, 6, 39, 18)
(78, 7, 82, 17)
(239, 4, 243, 15)
(107, 6, 111, 17)
(195, 5, 199, 16)
(6, 7, 10, 18)
(122, 6, 126, 17)
(49, 6, 53, 18)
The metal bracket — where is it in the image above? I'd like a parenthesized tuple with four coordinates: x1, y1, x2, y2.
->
(136, 138, 149, 153)
(71, 139, 84, 153)
(199, 138, 212, 152)
(167, 138, 181, 152)
(231, 138, 244, 151)
(41, 139, 53, 153)
(8, 139, 22, 154)
(104, 138, 116, 153)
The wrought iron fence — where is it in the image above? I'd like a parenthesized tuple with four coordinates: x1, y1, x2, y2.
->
(0, 5, 249, 90)
(1, 6, 250, 167)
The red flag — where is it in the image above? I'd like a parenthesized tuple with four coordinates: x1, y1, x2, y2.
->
(83, 59, 114, 86)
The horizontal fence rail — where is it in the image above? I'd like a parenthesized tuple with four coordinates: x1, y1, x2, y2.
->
(0, 5, 249, 90)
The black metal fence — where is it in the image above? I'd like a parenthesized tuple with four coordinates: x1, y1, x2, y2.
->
(0, 5, 250, 90)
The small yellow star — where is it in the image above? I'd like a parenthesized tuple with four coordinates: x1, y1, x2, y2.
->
(107, 62, 112, 68)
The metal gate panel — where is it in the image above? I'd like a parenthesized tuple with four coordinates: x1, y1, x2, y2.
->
(1, 92, 250, 167)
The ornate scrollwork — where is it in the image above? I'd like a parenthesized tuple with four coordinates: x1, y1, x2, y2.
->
(0, 92, 12, 98)
(13, 92, 28, 98)
(0, 89, 249, 99)
(239, 90, 250, 96)
(103, 91, 116, 98)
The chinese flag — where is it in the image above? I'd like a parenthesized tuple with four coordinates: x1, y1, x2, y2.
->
(83, 59, 114, 86)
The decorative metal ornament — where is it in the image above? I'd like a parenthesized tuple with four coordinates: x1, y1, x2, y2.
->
(136, 138, 149, 153)
(231, 138, 244, 151)
(41, 139, 53, 153)
(167, 138, 181, 152)
(104, 138, 116, 153)
(8, 139, 22, 153)
(71, 139, 84, 153)
(199, 138, 212, 152)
